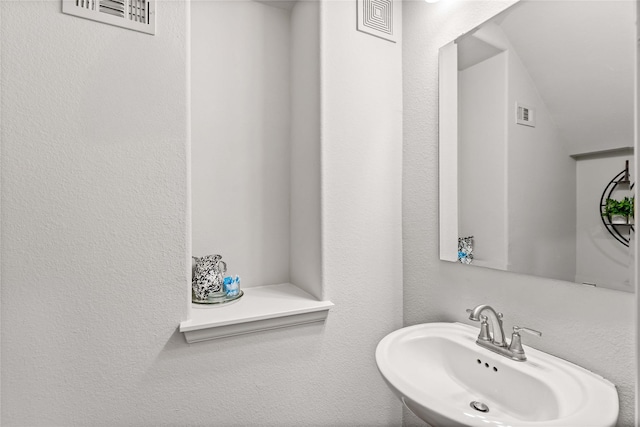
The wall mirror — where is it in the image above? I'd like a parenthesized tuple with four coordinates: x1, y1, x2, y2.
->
(438, 0, 636, 292)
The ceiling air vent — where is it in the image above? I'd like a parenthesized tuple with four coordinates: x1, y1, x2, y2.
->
(62, 0, 155, 35)
(516, 102, 535, 127)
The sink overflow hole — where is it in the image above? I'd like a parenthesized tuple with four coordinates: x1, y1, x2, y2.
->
(470, 401, 490, 413)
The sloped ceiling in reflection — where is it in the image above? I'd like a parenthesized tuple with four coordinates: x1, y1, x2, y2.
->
(457, 1, 635, 156)
(498, 1, 635, 156)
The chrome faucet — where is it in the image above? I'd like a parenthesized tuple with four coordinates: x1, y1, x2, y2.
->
(466, 305, 541, 362)
(466, 304, 506, 346)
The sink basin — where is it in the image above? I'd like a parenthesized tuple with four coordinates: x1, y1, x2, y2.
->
(375, 322, 619, 427)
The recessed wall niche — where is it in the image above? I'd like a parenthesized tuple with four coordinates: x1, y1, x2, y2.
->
(190, 0, 322, 302)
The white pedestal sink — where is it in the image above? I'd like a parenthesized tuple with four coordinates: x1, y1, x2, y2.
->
(376, 322, 619, 427)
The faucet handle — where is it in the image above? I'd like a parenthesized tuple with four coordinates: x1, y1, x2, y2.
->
(508, 325, 542, 361)
(513, 325, 542, 337)
(478, 315, 491, 342)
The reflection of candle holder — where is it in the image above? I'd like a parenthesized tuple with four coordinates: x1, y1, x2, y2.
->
(458, 236, 474, 264)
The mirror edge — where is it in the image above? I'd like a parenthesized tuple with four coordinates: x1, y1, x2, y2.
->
(439, 41, 459, 263)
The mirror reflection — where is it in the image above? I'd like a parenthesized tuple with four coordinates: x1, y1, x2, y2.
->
(439, 0, 636, 292)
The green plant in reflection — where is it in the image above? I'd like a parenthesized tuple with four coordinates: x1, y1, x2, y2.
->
(603, 197, 634, 222)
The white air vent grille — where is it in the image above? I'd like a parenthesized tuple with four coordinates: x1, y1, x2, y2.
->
(516, 102, 535, 127)
(63, 0, 155, 35)
(356, 0, 397, 43)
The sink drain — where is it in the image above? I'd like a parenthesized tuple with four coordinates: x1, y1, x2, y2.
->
(470, 401, 489, 413)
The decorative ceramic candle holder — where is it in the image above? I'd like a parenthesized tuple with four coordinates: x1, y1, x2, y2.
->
(192, 254, 227, 303)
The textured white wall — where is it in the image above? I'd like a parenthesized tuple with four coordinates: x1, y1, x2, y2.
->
(1, 0, 190, 424)
(317, 0, 404, 422)
(1, 0, 404, 425)
(191, 0, 292, 288)
(403, 1, 636, 426)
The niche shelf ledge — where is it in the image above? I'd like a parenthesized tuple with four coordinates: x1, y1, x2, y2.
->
(179, 283, 333, 343)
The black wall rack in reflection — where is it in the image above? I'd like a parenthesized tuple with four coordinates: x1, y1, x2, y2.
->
(599, 161, 634, 247)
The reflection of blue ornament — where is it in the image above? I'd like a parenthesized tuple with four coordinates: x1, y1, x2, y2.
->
(457, 236, 474, 264)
